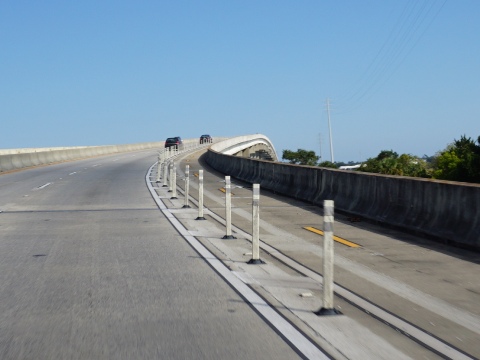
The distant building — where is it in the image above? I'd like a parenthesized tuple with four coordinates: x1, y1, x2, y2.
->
(338, 164, 361, 170)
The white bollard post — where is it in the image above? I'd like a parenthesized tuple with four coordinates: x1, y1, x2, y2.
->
(162, 160, 168, 187)
(157, 150, 165, 183)
(195, 169, 206, 220)
(222, 176, 236, 239)
(171, 163, 178, 199)
(168, 162, 173, 192)
(315, 200, 340, 316)
(248, 184, 264, 264)
(156, 152, 161, 183)
(183, 165, 191, 208)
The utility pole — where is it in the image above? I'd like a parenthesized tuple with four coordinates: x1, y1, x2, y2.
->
(326, 98, 334, 163)
(318, 133, 323, 162)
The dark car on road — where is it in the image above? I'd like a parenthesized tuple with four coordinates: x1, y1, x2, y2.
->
(199, 134, 212, 144)
(165, 136, 183, 149)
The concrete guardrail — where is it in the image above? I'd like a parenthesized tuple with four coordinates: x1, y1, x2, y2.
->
(206, 135, 480, 251)
(0, 140, 201, 173)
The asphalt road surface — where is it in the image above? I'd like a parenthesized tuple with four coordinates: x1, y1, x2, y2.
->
(0, 150, 306, 360)
(2, 147, 479, 360)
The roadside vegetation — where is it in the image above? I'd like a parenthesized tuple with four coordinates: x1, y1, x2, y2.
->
(282, 135, 480, 184)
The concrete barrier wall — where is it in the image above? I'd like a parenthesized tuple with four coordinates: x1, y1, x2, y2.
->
(0, 146, 90, 155)
(0, 141, 166, 173)
(0, 138, 221, 174)
(205, 149, 480, 250)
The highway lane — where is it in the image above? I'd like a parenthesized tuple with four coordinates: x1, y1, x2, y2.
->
(0, 150, 306, 359)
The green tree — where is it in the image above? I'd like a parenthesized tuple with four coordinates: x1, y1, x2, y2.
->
(282, 149, 319, 166)
(318, 161, 338, 169)
(432, 135, 480, 182)
(358, 150, 429, 177)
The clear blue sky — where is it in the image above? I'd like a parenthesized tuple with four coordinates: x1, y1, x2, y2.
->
(1, 1, 478, 162)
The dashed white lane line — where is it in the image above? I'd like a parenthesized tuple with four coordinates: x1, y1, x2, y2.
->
(33, 183, 52, 191)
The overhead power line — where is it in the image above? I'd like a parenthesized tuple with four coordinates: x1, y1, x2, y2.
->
(335, 0, 447, 115)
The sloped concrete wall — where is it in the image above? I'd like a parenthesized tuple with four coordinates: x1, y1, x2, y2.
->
(0, 142, 165, 173)
(0, 138, 204, 173)
(205, 149, 480, 250)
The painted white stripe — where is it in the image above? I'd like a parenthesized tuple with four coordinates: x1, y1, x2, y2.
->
(33, 183, 52, 190)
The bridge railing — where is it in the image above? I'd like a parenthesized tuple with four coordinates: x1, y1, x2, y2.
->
(206, 136, 480, 251)
(0, 136, 229, 173)
(0, 142, 166, 173)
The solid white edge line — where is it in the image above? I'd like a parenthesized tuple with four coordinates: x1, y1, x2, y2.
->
(146, 163, 329, 360)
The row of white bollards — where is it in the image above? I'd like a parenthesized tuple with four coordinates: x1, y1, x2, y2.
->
(155, 146, 338, 316)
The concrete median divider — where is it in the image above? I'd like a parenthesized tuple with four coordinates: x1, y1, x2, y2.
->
(0, 141, 166, 174)
(0, 155, 14, 172)
(205, 148, 480, 250)
(0, 139, 206, 174)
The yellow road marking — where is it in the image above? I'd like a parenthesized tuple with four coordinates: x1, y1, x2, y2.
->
(303, 226, 361, 248)
(219, 188, 235, 195)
